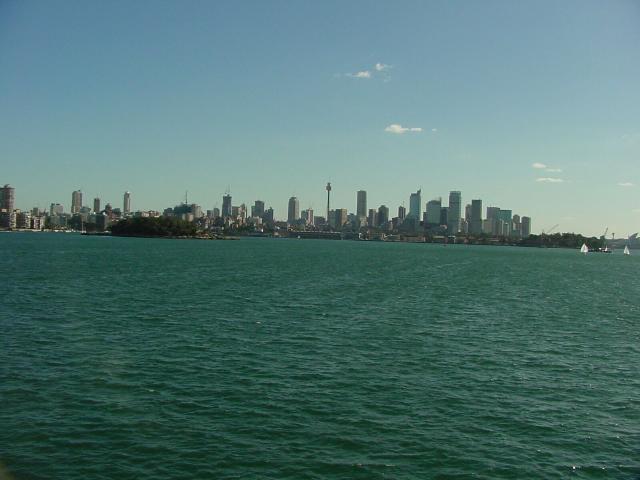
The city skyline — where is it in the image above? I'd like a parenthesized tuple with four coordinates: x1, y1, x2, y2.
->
(1, 1, 639, 236)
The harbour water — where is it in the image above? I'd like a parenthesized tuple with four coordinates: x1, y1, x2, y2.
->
(1, 233, 639, 479)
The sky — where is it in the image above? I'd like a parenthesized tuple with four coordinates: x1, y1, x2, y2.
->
(1, 0, 639, 236)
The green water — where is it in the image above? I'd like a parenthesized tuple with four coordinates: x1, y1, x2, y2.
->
(1, 233, 639, 479)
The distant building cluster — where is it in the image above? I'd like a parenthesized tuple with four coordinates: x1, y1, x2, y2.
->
(0, 183, 531, 240)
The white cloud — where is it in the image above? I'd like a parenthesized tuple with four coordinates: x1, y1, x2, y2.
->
(532, 162, 547, 169)
(546, 168, 563, 173)
(618, 182, 635, 187)
(375, 63, 391, 71)
(347, 70, 371, 79)
(431, 128, 438, 132)
(633, 209, 640, 214)
(536, 177, 564, 183)
(385, 124, 422, 134)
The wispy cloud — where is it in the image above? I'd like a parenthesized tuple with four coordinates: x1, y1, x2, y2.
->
(385, 124, 422, 134)
(618, 182, 635, 187)
(532, 162, 563, 173)
(431, 128, 438, 132)
(347, 70, 371, 79)
(343, 62, 391, 80)
(536, 177, 564, 183)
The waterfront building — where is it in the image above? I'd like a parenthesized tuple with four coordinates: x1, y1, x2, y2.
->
(123, 191, 131, 215)
(334, 208, 348, 228)
(470, 199, 483, 234)
(93, 198, 101, 213)
(16, 211, 30, 229)
(448, 191, 462, 234)
(263, 207, 275, 224)
(251, 200, 265, 218)
(465, 204, 472, 222)
(71, 190, 82, 214)
(50, 203, 64, 216)
(222, 194, 232, 217)
(425, 198, 441, 227)
(368, 208, 377, 228)
(408, 189, 422, 220)
(305, 208, 314, 226)
(357, 190, 367, 218)
(521, 216, 531, 237)
(398, 205, 406, 221)
(378, 205, 389, 226)
(287, 196, 299, 223)
(0, 184, 15, 211)
(512, 214, 522, 237)
(440, 207, 449, 229)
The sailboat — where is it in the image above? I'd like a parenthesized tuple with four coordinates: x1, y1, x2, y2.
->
(624, 245, 630, 256)
(580, 243, 589, 254)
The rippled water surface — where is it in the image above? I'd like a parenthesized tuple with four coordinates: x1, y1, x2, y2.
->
(1, 233, 639, 479)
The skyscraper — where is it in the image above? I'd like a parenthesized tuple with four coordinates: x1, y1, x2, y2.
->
(425, 198, 441, 226)
(334, 208, 347, 228)
(0, 184, 15, 211)
(222, 194, 232, 217)
(71, 190, 82, 214)
(470, 199, 483, 234)
(123, 191, 131, 215)
(287, 196, 299, 223)
(448, 191, 462, 234)
(93, 197, 101, 213)
(377, 205, 389, 226)
(521, 216, 532, 237)
(408, 189, 421, 220)
(368, 208, 377, 228)
(398, 205, 406, 221)
(251, 200, 265, 218)
(357, 190, 367, 218)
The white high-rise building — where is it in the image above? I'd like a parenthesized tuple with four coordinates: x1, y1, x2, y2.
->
(448, 191, 462, 234)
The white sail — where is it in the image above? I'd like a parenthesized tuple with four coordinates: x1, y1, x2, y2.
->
(580, 243, 589, 254)
(624, 245, 630, 255)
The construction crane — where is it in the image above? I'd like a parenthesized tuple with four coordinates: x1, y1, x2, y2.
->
(601, 227, 608, 240)
(542, 224, 559, 235)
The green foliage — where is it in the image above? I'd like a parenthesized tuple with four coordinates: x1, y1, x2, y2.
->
(110, 216, 197, 237)
(519, 233, 603, 249)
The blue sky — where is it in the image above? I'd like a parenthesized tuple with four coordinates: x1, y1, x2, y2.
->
(1, 0, 639, 235)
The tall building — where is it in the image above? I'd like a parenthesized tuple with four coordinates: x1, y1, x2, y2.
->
(50, 203, 64, 216)
(305, 208, 314, 225)
(470, 199, 483, 234)
(93, 197, 101, 213)
(287, 196, 299, 223)
(251, 200, 265, 218)
(368, 208, 377, 228)
(398, 205, 406, 221)
(334, 208, 348, 228)
(377, 205, 389, 226)
(425, 198, 441, 226)
(448, 191, 462, 234)
(0, 184, 15, 211)
(71, 190, 82, 214)
(408, 189, 422, 220)
(356, 190, 367, 218)
(222, 194, 232, 217)
(521, 216, 532, 237)
(123, 191, 131, 215)
(440, 207, 449, 228)
(263, 207, 275, 224)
